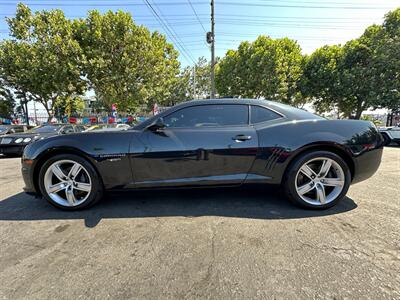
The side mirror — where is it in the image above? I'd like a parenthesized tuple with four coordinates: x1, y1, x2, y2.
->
(148, 117, 166, 131)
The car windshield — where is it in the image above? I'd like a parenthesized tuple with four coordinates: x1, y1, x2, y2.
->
(27, 125, 61, 133)
(0, 125, 10, 133)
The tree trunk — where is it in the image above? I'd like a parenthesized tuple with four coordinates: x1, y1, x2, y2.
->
(40, 100, 52, 122)
(354, 98, 364, 119)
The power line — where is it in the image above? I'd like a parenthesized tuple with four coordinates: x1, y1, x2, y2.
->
(0, 12, 386, 21)
(186, 0, 207, 33)
(0, 13, 381, 24)
(0, 1, 394, 9)
(216, 1, 393, 9)
(142, 0, 196, 64)
(235, 0, 392, 5)
(0, 2, 206, 6)
(150, 0, 199, 62)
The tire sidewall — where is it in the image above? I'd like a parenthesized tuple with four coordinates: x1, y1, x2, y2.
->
(284, 151, 351, 209)
(38, 154, 103, 210)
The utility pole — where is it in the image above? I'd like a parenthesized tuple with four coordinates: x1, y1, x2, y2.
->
(33, 100, 37, 125)
(24, 100, 29, 126)
(210, 0, 215, 98)
(193, 65, 196, 99)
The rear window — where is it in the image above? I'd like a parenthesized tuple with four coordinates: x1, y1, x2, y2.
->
(251, 106, 282, 123)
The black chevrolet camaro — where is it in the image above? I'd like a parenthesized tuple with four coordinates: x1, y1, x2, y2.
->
(21, 99, 384, 210)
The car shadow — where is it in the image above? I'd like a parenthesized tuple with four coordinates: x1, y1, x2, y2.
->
(0, 186, 357, 228)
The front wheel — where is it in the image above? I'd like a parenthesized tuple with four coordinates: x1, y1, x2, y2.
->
(39, 154, 104, 210)
(283, 151, 351, 209)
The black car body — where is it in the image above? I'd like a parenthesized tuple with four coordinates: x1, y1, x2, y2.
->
(21, 99, 384, 210)
(0, 124, 85, 156)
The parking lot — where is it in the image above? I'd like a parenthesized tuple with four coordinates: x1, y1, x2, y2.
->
(0, 147, 399, 299)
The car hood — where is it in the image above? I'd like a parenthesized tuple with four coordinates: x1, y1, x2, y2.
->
(1, 132, 58, 139)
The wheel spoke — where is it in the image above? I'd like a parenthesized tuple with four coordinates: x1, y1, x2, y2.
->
(48, 182, 65, 193)
(51, 165, 67, 181)
(297, 182, 315, 195)
(65, 187, 76, 205)
(74, 182, 91, 192)
(68, 163, 82, 179)
(316, 184, 327, 204)
(318, 159, 332, 178)
(322, 178, 344, 187)
(300, 164, 317, 180)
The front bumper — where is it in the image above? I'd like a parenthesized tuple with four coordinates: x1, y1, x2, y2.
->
(0, 145, 25, 156)
(21, 158, 39, 195)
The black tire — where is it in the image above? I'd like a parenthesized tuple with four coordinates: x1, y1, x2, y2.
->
(38, 154, 104, 210)
(283, 151, 351, 210)
(380, 133, 391, 146)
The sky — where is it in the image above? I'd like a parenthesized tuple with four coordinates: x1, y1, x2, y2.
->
(0, 0, 399, 115)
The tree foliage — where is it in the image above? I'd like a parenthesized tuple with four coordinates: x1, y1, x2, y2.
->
(216, 36, 305, 107)
(0, 79, 15, 119)
(302, 8, 400, 118)
(0, 4, 399, 120)
(75, 10, 180, 111)
(0, 4, 86, 119)
(0, 4, 181, 117)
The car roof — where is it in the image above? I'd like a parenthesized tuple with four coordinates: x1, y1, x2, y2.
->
(173, 98, 318, 117)
(135, 98, 322, 130)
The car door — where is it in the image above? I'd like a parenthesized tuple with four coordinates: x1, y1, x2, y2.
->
(390, 126, 400, 139)
(130, 104, 258, 188)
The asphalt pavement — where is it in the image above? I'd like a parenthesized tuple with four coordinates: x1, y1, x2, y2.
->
(0, 148, 399, 299)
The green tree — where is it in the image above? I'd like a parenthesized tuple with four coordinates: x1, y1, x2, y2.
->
(191, 56, 211, 99)
(163, 70, 191, 106)
(301, 45, 343, 116)
(0, 80, 15, 119)
(216, 36, 305, 106)
(0, 4, 87, 120)
(302, 8, 400, 118)
(53, 95, 85, 116)
(338, 39, 377, 119)
(368, 9, 400, 112)
(75, 10, 180, 111)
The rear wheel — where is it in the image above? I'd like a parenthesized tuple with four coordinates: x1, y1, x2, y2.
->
(283, 151, 351, 209)
(39, 154, 104, 210)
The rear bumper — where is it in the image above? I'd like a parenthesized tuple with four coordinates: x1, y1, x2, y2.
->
(352, 147, 383, 184)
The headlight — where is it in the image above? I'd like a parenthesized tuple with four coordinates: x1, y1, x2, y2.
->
(15, 138, 24, 143)
(23, 138, 32, 143)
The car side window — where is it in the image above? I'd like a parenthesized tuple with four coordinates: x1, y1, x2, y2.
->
(163, 105, 249, 128)
(250, 105, 282, 124)
(75, 126, 85, 132)
(63, 126, 75, 134)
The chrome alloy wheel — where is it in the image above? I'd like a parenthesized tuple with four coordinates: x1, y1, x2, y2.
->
(295, 157, 345, 206)
(44, 160, 92, 207)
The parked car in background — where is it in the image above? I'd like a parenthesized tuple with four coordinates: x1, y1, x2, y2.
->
(21, 99, 384, 211)
(0, 124, 31, 135)
(0, 124, 85, 157)
(84, 123, 131, 132)
(379, 125, 400, 145)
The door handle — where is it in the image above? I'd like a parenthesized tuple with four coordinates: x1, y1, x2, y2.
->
(233, 134, 252, 142)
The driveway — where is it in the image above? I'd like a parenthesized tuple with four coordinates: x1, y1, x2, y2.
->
(0, 148, 399, 299)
